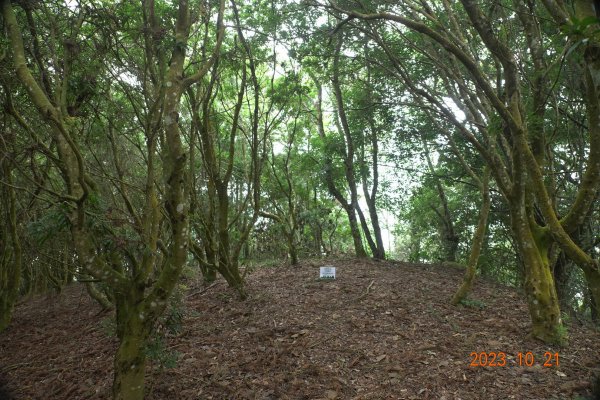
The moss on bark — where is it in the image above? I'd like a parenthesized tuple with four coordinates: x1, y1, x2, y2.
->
(513, 212, 565, 345)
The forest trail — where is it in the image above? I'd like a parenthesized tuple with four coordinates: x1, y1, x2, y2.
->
(1, 258, 599, 400)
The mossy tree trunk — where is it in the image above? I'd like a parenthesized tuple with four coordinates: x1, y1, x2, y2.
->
(84, 281, 113, 311)
(260, 102, 303, 266)
(189, 64, 249, 297)
(552, 252, 571, 313)
(108, 0, 227, 396)
(512, 209, 563, 343)
(216, 181, 247, 298)
(259, 210, 300, 266)
(190, 241, 217, 284)
(0, 130, 22, 332)
(112, 290, 150, 400)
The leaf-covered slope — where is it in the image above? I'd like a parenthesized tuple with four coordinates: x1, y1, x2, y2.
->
(1, 258, 599, 399)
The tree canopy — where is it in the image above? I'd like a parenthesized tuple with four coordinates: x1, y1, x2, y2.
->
(1, 0, 600, 398)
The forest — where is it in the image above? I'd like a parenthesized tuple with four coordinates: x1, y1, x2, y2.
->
(1, 0, 600, 399)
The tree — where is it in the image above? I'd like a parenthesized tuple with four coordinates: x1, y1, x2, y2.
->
(322, 0, 600, 343)
(420, 135, 459, 263)
(0, 126, 21, 332)
(260, 76, 313, 265)
(286, 3, 390, 259)
(313, 71, 367, 258)
(187, 0, 289, 294)
(1, 0, 224, 398)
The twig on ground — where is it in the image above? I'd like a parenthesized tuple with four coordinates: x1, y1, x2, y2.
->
(356, 280, 375, 301)
(186, 282, 220, 299)
(1, 361, 34, 372)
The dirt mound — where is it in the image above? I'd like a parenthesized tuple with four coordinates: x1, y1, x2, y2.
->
(1, 258, 599, 399)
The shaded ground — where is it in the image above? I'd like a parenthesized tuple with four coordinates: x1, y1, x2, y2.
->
(1, 258, 600, 399)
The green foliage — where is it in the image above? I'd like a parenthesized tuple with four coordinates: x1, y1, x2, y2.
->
(99, 316, 116, 338)
(217, 291, 233, 302)
(159, 285, 186, 336)
(144, 336, 180, 370)
(145, 284, 186, 370)
(244, 257, 282, 270)
(560, 311, 571, 324)
(459, 298, 487, 310)
(26, 206, 70, 245)
(556, 324, 569, 343)
(561, 16, 600, 38)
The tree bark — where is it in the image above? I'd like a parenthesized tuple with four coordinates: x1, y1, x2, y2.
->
(112, 288, 151, 400)
(512, 207, 563, 343)
(330, 36, 374, 258)
(312, 76, 367, 258)
(452, 168, 491, 304)
(0, 140, 22, 332)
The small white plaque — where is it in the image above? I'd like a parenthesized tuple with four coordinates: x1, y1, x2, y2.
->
(319, 266, 336, 279)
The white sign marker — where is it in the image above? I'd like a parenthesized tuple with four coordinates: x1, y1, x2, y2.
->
(319, 266, 336, 279)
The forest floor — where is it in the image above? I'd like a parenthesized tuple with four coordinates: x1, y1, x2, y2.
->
(1, 258, 600, 400)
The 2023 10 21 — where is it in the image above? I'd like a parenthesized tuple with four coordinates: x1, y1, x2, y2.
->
(469, 351, 559, 367)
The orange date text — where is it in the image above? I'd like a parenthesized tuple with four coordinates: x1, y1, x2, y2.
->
(469, 352, 559, 367)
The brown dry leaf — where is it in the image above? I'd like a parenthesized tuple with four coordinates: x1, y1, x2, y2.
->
(3, 259, 600, 400)
(336, 377, 348, 386)
(560, 381, 590, 392)
(375, 354, 387, 362)
(348, 356, 361, 367)
(486, 339, 504, 348)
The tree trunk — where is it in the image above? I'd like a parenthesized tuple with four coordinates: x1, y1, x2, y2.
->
(552, 252, 571, 313)
(85, 281, 113, 311)
(0, 149, 22, 332)
(113, 331, 146, 400)
(287, 232, 299, 265)
(409, 222, 422, 263)
(441, 231, 460, 263)
(512, 209, 564, 344)
(589, 286, 599, 323)
(346, 205, 367, 258)
(313, 85, 366, 258)
(451, 169, 491, 304)
(218, 259, 247, 299)
(113, 301, 148, 400)
(191, 241, 217, 284)
(365, 198, 386, 260)
(215, 184, 247, 299)
(362, 44, 385, 261)
(355, 205, 378, 256)
(583, 268, 600, 323)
